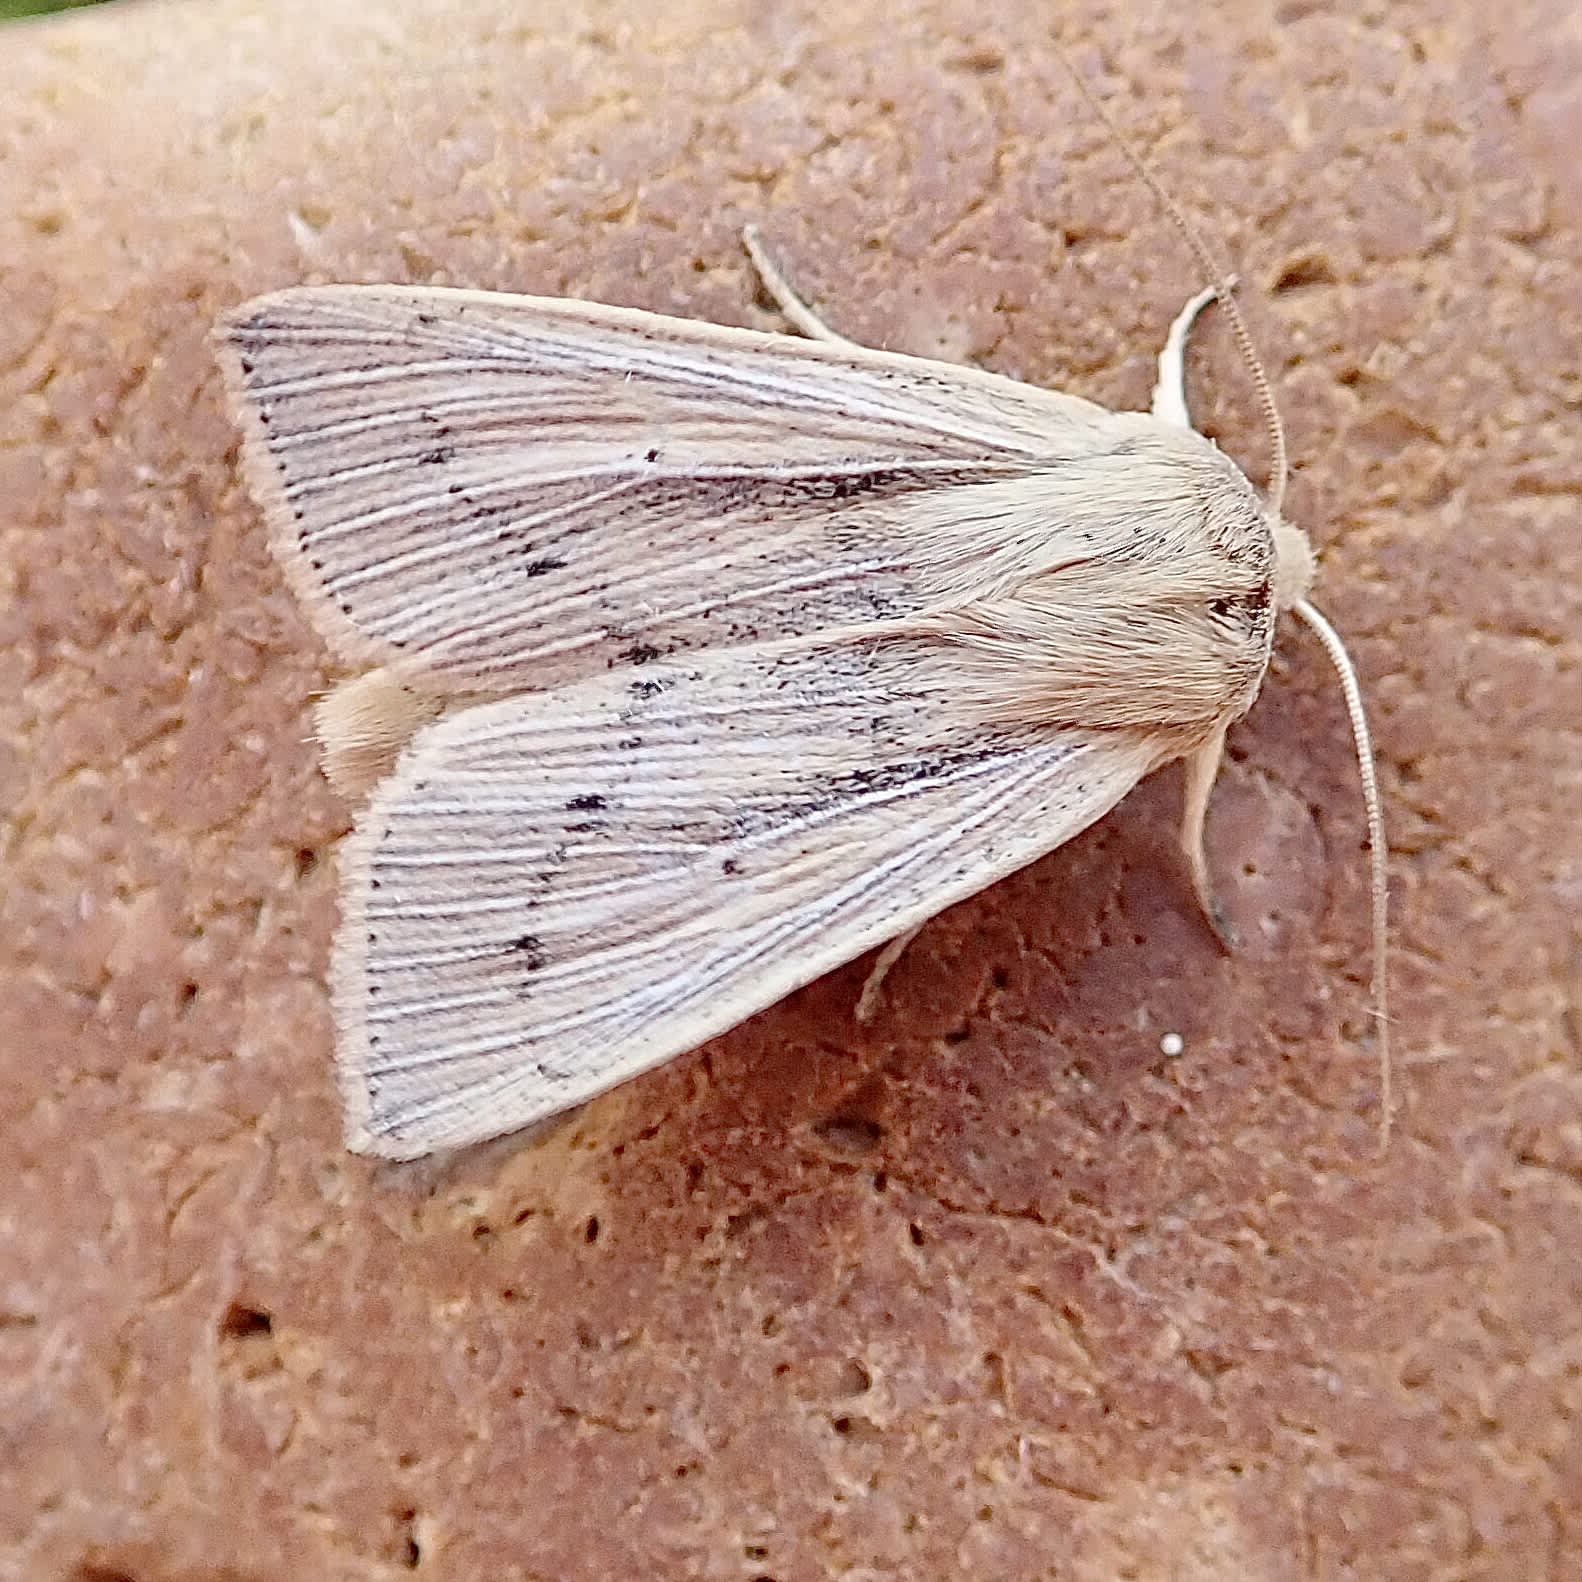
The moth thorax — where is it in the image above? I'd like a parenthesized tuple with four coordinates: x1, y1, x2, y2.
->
(1272, 519, 1316, 612)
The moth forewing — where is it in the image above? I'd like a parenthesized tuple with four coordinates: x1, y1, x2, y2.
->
(212, 286, 1131, 694)
(332, 642, 1172, 1159)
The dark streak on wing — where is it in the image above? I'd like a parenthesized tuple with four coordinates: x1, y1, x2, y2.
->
(753, 746, 1002, 829)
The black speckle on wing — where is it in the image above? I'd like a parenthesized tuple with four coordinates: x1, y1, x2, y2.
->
(511, 932, 547, 971)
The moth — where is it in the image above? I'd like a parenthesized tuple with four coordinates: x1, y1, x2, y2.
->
(215, 221, 1388, 1161)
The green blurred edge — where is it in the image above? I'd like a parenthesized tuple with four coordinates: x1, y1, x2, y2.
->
(2, 0, 112, 20)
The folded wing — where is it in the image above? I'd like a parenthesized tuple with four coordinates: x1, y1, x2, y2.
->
(215, 285, 1136, 690)
(336, 641, 1164, 1156)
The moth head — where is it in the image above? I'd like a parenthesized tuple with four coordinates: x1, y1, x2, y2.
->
(1271, 518, 1316, 613)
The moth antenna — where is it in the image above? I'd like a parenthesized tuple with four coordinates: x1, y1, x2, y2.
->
(1050, 35, 1289, 515)
(1291, 599, 1392, 1152)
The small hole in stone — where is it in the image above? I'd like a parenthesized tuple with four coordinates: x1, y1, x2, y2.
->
(909, 1223, 926, 1247)
(394, 1508, 420, 1568)
(950, 42, 1005, 73)
(584, 1216, 600, 1244)
(219, 1303, 272, 1340)
(294, 847, 320, 880)
(839, 1358, 872, 1395)
(1270, 251, 1336, 293)
(813, 1114, 883, 1152)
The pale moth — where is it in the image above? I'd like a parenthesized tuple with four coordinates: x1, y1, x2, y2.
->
(215, 165, 1388, 1162)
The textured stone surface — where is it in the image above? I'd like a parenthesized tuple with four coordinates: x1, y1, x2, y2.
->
(2, 0, 1579, 1577)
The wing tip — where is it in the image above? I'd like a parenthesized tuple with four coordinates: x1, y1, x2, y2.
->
(330, 898, 481, 1163)
(335, 1040, 446, 1162)
(211, 285, 333, 358)
(211, 307, 413, 680)
(342, 1112, 436, 1162)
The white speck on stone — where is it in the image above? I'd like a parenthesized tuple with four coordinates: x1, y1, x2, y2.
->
(1159, 1032, 1184, 1057)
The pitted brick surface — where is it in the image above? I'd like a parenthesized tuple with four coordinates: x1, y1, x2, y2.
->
(2, 1, 1579, 1577)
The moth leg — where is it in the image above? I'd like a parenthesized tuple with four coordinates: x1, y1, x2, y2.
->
(854, 923, 926, 1024)
(1179, 724, 1238, 952)
(1150, 277, 1239, 430)
(742, 225, 863, 348)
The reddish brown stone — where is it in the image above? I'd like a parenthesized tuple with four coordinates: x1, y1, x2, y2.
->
(2, 0, 1578, 1577)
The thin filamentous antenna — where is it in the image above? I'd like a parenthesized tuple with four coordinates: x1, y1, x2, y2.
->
(1050, 34, 1289, 516)
(1292, 600, 1393, 1151)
